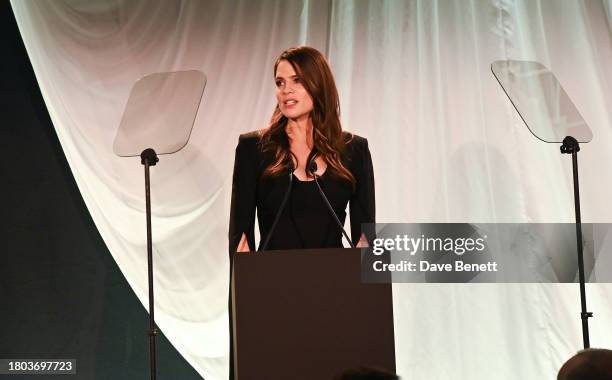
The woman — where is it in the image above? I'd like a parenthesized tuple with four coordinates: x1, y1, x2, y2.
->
(228, 46, 374, 253)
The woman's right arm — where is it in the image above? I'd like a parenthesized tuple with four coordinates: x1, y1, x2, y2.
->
(228, 135, 259, 254)
(236, 233, 250, 252)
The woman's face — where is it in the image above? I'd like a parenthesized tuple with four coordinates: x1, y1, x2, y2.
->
(275, 60, 314, 122)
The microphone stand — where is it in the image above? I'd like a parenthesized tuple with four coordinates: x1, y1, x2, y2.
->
(259, 167, 294, 252)
(309, 162, 355, 249)
(560, 136, 592, 348)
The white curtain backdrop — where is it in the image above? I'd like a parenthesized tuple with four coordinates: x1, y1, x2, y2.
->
(11, 0, 612, 379)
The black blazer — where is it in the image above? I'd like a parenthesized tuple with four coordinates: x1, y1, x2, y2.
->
(228, 130, 375, 253)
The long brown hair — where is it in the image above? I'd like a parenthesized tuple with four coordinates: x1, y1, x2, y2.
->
(259, 46, 355, 186)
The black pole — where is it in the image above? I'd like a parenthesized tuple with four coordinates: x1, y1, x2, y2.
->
(141, 148, 159, 380)
(560, 136, 592, 349)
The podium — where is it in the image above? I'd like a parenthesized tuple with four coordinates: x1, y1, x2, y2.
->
(231, 248, 395, 379)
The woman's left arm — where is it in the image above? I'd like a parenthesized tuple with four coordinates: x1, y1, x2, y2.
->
(350, 137, 375, 247)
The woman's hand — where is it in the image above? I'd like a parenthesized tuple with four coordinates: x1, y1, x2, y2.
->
(237, 233, 251, 253)
(356, 233, 369, 248)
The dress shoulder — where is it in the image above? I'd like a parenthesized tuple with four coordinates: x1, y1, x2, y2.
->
(238, 130, 263, 142)
(342, 131, 367, 145)
(342, 132, 370, 160)
(235, 130, 266, 162)
(236, 130, 263, 149)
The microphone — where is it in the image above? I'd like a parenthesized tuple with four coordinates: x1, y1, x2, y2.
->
(258, 161, 294, 252)
(308, 160, 356, 248)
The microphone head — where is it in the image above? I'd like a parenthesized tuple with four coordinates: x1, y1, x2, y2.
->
(287, 159, 295, 172)
(308, 160, 318, 175)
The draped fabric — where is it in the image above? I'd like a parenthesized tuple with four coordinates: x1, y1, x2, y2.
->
(10, 0, 612, 379)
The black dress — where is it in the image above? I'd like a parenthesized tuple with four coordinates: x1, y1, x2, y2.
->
(228, 130, 375, 253)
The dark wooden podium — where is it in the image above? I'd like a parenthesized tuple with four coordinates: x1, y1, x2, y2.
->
(231, 248, 395, 380)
